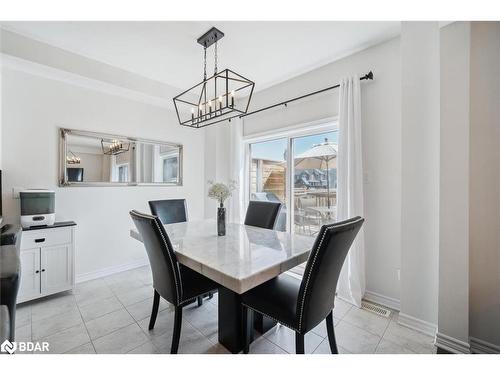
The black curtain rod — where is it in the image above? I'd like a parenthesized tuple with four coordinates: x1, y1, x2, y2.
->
(238, 71, 373, 119)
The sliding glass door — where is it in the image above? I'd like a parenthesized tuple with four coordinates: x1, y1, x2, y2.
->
(292, 131, 337, 236)
(247, 126, 338, 236)
(249, 138, 288, 231)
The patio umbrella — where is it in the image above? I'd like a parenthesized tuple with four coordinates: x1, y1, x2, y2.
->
(294, 138, 337, 208)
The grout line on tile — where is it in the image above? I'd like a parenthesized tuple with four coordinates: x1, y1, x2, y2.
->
(72, 293, 97, 354)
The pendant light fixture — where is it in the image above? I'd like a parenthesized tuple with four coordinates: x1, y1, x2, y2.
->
(173, 27, 255, 128)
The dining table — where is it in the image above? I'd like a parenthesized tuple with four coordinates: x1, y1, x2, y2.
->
(130, 219, 315, 353)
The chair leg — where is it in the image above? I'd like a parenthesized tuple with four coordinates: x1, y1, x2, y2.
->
(208, 292, 214, 299)
(197, 296, 203, 307)
(148, 290, 160, 330)
(326, 311, 339, 354)
(242, 305, 254, 354)
(295, 332, 305, 354)
(171, 306, 183, 354)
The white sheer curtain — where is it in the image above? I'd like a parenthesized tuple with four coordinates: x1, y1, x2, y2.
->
(228, 118, 245, 224)
(336, 75, 366, 307)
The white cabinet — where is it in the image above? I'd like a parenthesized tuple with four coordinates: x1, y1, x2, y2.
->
(18, 248, 41, 302)
(18, 224, 76, 303)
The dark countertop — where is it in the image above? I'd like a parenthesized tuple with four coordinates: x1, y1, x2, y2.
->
(22, 221, 77, 231)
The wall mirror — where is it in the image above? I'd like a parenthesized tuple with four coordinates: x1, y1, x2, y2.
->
(59, 128, 183, 186)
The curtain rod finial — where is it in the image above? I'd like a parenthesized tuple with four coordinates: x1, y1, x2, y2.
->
(365, 71, 374, 80)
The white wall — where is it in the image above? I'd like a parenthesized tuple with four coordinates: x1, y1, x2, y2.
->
(240, 38, 403, 306)
(400, 22, 440, 333)
(1, 66, 205, 281)
(469, 22, 500, 350)
(437, 21, 471, 351)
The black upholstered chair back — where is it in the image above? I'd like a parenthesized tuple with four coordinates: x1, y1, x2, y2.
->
(130, 210, 182, 306)
(148, 199, 187, 225)
(296, 216, 364, 333)
(244, 201, 282, 229)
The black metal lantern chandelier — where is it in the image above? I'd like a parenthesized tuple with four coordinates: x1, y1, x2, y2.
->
(173, 27, 255, 128)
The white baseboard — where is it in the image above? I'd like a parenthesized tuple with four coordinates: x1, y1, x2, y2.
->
(435, 332, 471, 354)
(75, 259, 149, 284)
(363, 290, 401, 311)
(469, 336, 500, 354)
(398, 312, 437, 337)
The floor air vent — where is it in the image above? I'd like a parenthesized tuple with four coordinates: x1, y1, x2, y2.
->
(361, 300, 392, 318)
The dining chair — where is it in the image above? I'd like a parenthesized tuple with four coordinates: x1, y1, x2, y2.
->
(244, 201, 282, 230)
(241, 216, 364, 354)
(148, 199, 187, 224)
(148, 199, 212, 306)
(129, 210, 219, 354)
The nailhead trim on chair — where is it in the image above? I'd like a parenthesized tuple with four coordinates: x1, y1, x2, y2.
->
(297, 218, 364, 332)
(131, 210, 183, 306)
(242, 303, 297, 331)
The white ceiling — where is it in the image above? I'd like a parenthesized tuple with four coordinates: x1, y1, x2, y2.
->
(1, 21, 400, 92)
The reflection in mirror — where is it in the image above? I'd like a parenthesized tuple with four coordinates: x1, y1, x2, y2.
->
(135, 143, 180, 184)
(65, 134, 134, 183)
(60, 129, 182, 186)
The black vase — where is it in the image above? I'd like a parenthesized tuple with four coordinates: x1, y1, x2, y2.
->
(217, 205, 226, 236)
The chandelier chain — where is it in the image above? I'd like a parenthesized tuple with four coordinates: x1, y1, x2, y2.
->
(203, 46, 207, 80)
(214, 40, 218, 75)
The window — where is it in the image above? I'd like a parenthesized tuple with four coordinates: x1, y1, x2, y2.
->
(246, 123, 338, 236)
(162, 156, 179, 183)
(117, 164, 129, 183)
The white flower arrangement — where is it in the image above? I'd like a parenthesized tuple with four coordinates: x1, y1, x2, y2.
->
(207, 180, 237, 207)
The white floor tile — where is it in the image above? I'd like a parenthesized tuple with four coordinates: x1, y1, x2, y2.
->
(332, 298, 353, 319)
(32, 309, 83, 340)
(249, 336, 287, 354)
(263, 324, 323, 354)
(74, 286, 114, 307)
(382, 321, 436, 354)
(15, 304, 32, 328)
(31, 293, 78, 322)
(85, 308, 135, 340)
(342, 307, 391, 337)
(310, 316, 339, 338)
(127, 341, 158, 354)
(15, 324, 32, 342)
(312, 338, 351, 354)
(333, 320, 381, 353)
(65, 342, 96, 354)
(183, 300, 218, 339)
(125, 296, 171, 322)
(138, 308, 176, 339)
(16, 265, 423, 355)
(79, 295, 123, 322)
(41, 323, 91, 354)
(115, 285, 154, 306)
(93, 323, 149, 354)
(375, 338, 416, 354)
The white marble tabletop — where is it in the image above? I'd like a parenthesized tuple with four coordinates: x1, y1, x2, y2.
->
(130, 219, 315, 294)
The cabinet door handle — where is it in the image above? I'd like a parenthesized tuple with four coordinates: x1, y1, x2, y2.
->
(35, 238, 46, 243)
(35, 270, 40, 274)
(41, 269, 46, 272)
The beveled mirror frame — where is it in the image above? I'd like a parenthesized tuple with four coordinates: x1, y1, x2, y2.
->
(59, 128, 183, 187)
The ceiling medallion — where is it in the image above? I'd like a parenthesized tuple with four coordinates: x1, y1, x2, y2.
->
(173, 27, 255, 128)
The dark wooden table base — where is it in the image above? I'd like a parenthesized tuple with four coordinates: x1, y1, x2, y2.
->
(218, 286, 277, 353)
